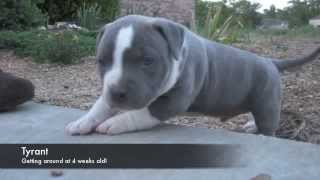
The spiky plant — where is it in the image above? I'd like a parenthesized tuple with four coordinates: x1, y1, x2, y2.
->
(77, 3, 101, 30)
(198, 5, 243, 43)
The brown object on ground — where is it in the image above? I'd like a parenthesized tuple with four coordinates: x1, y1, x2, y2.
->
(251, 173, 272, 180)
(50, 170, 64, 177)
(0, 69, 34, 111)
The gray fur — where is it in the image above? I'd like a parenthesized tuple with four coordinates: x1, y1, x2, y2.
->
(97, 15, 320, 136)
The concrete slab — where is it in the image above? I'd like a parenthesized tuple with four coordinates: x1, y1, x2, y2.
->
(0, 102, 320, 180)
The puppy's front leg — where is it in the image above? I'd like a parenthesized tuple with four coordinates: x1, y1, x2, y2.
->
(66, 96, 118, 135)
(95, 108, 160, 135)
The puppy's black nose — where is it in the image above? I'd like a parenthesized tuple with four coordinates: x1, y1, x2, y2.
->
(109, 85, 127, 102)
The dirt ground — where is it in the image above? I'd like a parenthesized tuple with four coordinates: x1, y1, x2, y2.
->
(1, 37, 320, 144)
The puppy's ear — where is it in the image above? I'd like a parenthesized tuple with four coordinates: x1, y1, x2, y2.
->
(153, 19, 185, 60)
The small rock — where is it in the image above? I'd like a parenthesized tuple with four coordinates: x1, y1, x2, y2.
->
(50, 170, 63, 177)
(251, 173, 272, 180)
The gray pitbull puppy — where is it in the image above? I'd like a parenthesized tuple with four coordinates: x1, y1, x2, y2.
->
(66, 15, 320, 136)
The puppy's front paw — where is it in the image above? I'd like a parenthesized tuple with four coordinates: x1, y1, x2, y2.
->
(95, 108, 160, 135)
(95, 115, 130, 135)
(65, 117, 96, 136)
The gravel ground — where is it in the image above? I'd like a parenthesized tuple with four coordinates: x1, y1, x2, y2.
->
(1, 37, 320, 144)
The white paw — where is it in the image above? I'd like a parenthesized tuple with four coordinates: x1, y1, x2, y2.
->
(95, 115, 130, 135)
(95, 108, 160, 135)
(65, 117, 96, 135)
(243, 120, 258, 134)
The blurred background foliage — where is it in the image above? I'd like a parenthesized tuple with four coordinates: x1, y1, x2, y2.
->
(0, 0, 119, 31)
(196, 0, 320, 29)
(37, 0, 119, 27)
(0, 0, 46, 31)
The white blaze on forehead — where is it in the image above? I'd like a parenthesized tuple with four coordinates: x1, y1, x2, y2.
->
(104, 25, 134, 89)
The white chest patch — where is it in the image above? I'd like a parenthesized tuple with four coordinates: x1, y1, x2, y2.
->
(103, 26, 134, 91)
(159, 39, 186, 95)
(159, 59, 180, 95)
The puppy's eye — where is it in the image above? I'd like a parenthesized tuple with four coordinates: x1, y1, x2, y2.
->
(143, 57, 155, 66)
(98, 59, 107, 66)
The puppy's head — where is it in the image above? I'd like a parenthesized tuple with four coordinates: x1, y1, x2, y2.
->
(96, 16, 185, 110)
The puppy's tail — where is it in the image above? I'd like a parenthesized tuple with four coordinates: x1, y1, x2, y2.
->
(272, 46, 320, 71)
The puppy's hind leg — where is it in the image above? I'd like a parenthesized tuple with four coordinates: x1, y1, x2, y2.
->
(251, 99, 281, 136)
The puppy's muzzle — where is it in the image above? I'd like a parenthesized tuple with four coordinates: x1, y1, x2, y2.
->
(109, 85, 127, 103)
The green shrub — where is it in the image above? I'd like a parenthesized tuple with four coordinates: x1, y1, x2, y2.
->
(0, 30, 96, 64)
(94, 0, 119, 23)
(37, 0, 83, 24)
(0, 0, 46, 31)
(256, 29, 289, 36)
(77, 3, 101, 30)
(33, 31, 91, 64)
(78, 30, 99, 38)
(236, 25, 320, 43)
(0, 31, 19, 49)
(286, 25, 320, 38)
(37, 0, 119, 26)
